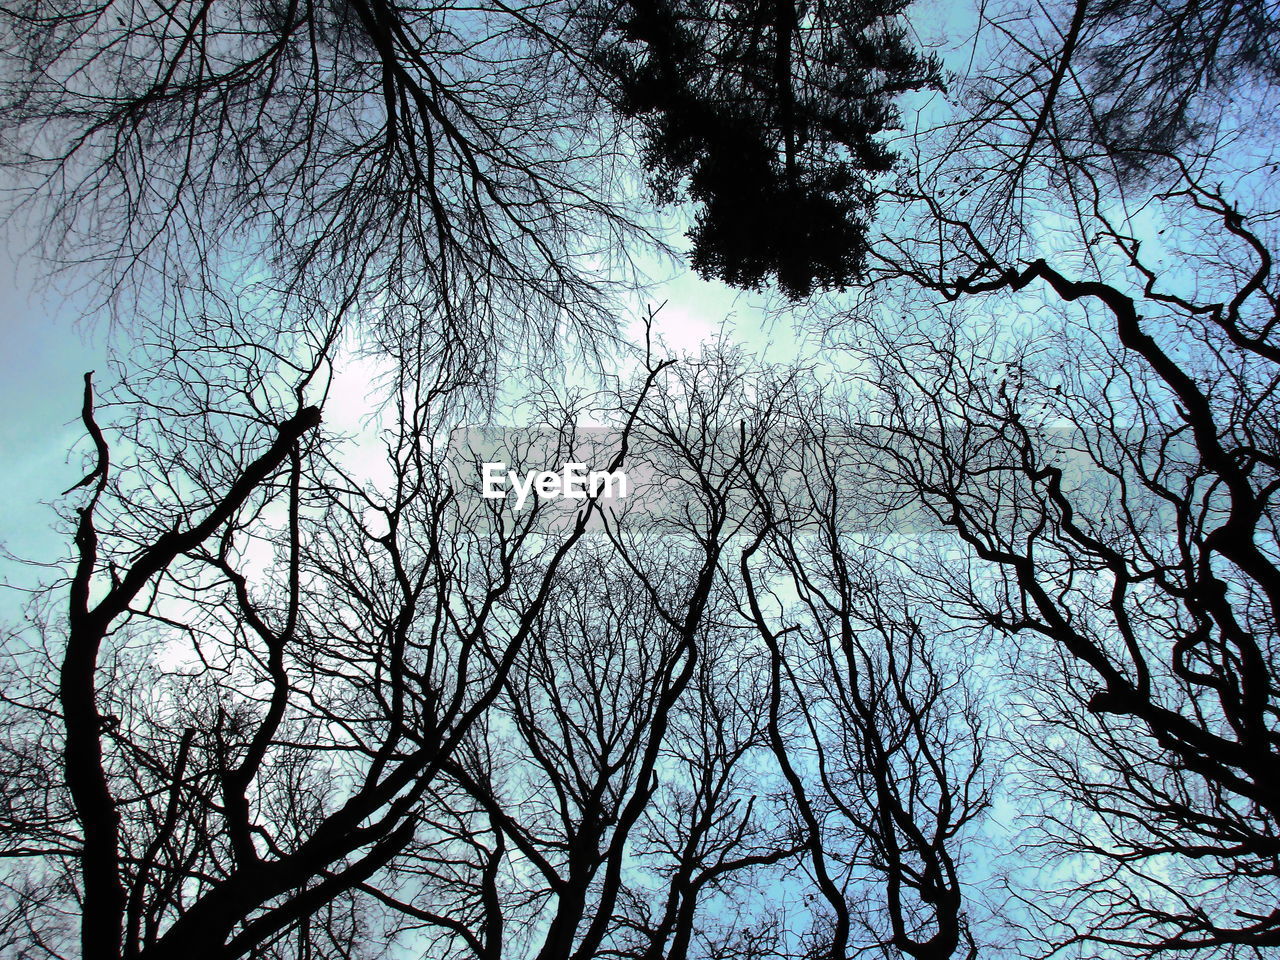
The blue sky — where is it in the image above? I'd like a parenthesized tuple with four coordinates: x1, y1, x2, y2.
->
(0, 227, 107, 612)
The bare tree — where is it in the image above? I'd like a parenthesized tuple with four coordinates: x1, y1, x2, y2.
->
(853, 151, 1280, 952)
(0, 297, 681, 960)
(0, 0, 660, 386)
(735, 393, 991, 960)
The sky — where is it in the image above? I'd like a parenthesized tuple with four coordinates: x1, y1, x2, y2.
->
(0, 225, 108, 614)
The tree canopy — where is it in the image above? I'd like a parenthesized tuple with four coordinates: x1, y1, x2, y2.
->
(2, 0, 1280, 956)
(586, 0, 943, 297)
